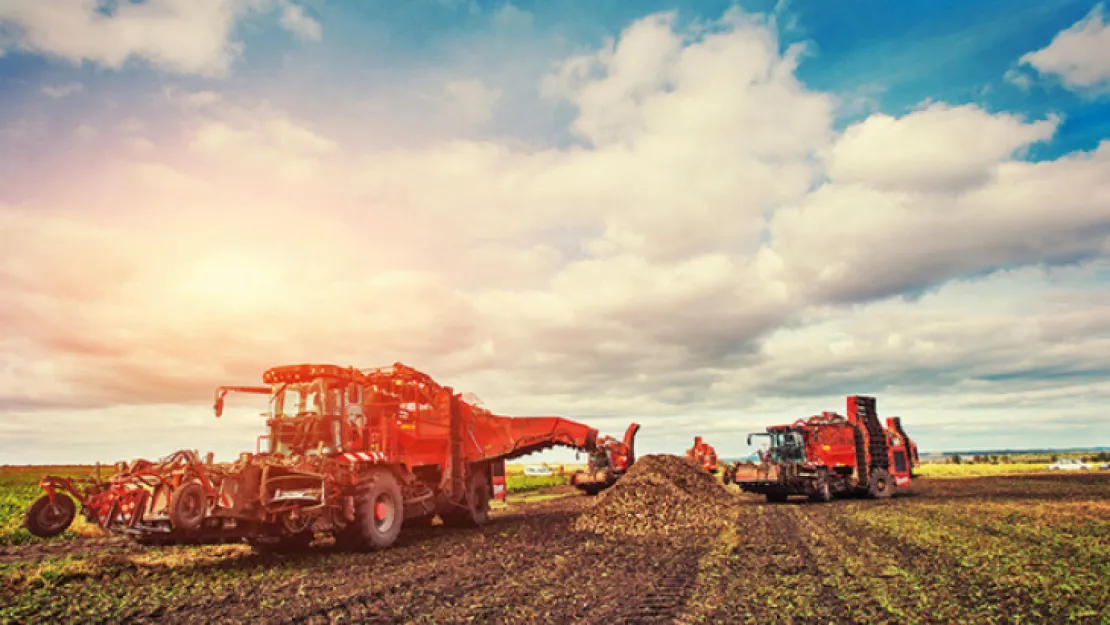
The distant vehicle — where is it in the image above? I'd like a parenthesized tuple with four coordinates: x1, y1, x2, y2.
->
(1047, 459, 1092, 471)
(1099, 463, 1110, 471)
(523, 465, 553, 476)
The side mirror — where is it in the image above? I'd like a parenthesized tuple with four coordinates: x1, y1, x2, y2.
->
(214, 396, 224, 418)
(746, 434, 752, 446)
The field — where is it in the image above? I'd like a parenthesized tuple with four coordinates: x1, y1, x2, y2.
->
(2, 462, 1109, 624)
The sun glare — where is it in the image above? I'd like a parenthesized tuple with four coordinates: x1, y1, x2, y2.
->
(175, 252, 279, 311)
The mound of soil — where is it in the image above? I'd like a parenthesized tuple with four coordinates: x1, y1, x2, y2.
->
(573, 454, 735, 540)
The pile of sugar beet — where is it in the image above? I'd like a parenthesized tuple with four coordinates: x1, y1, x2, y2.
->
(573, 454, 737, 540)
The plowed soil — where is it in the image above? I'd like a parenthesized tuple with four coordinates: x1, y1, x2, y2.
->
(3, 463, 1109, 624)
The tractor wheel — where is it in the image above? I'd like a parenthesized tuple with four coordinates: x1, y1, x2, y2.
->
(354, 469, 404, 550)
(868, 469, 894, 499)
(441, 468, 492, 528)
(169, 482, 207, 532)
(24, 494, 77, 538)
(809, 472, 833, 503)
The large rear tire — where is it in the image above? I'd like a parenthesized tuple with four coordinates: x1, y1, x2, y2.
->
(354, 470, 404, 550)
(868, 468, 894, 499)
(24, 494, 77, 538)
(441, 468, 492, 527)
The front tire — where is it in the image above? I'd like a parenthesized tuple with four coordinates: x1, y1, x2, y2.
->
(354, 469, 404, 550)
(24, 494, 77, 538)
(169, 482, 207, 532)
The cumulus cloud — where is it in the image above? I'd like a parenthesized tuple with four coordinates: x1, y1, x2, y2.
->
(3, 6, 1110, 461)
(0, 0, 321, 76)
(827, 103, 1058, 193)
(777, 159, 1110, 302)
(278, 1, 321, 41)
(1019, 3, 1110, 92)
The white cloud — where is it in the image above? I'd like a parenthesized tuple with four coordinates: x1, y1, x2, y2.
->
(768, 138, 1110, 303)
(827, 103, 1058, 193)
(40, 81, 83, 98)
(1004, 68, 1034, 91)
(279, 1, 322, 41)
(4, 6, 1110, 460)
(0, 0, 321, 77)
(1019, 3, 1110, 91)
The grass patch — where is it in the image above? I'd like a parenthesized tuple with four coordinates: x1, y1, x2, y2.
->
(506, 474, 568, 493)
(917, 463, 1079, 477)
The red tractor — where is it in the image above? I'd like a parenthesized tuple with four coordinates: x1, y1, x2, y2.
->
(685, 436, 720, 474)
(724, 396, 920, 503)
(24, 363, 638, 552)
(569, 423, 640, 495)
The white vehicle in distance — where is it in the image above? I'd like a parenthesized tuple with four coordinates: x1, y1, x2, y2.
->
(1047, 459, 1093, 471)
(523, 465, 554, 476)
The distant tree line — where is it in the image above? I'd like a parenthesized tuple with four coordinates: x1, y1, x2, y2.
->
(946, 451, 1110, 464)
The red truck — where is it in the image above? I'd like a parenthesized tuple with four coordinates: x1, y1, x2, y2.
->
(726, 396, 920, 502)
(24, 363, 638, 552)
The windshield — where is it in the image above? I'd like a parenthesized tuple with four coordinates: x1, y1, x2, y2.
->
(265, 380, 346, 456)
(768, 430, 806, 463)
(271, 382, 341, 418)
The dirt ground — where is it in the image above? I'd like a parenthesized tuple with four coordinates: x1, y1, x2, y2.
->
(2, 460, 1109, 624)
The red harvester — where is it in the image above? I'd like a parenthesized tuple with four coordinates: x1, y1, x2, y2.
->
(723, 395, 920, 502)
(24, 363, 638, 552)
(685, 436, 720, 474)
(569, 423, 640, 495)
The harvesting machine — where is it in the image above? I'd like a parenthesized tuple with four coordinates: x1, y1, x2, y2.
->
(723, 396, 920, 502)
(685, 436, 720, 474)
(569, 423, 640, 495)
(23, 363, 639, 552)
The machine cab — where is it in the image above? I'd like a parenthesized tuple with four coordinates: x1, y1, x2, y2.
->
(747, 429, 807, 464)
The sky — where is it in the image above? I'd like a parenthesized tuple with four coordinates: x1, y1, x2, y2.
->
(1, 0, 1110, 465)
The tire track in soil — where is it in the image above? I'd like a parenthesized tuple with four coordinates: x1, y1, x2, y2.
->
(0, 535, 135, 564)
(101, 498, 590, 624)
(678, 500, 856, 624)
(480, 532, 707, 624)
(272, 501, 594, 624)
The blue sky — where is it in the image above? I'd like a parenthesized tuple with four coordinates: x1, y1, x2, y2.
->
(1, 0, 1110, 464)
